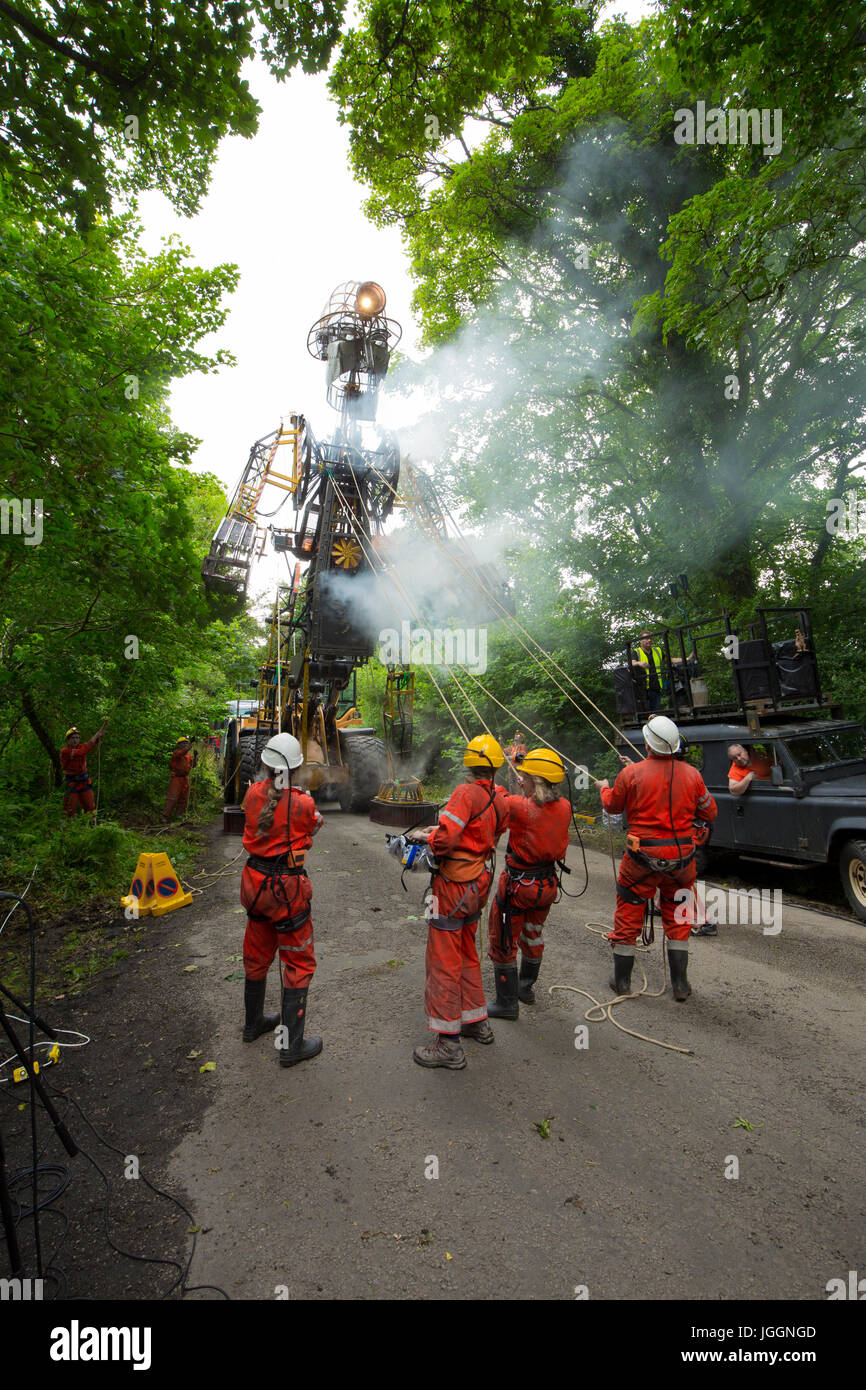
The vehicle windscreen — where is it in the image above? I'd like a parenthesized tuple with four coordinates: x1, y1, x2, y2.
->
(784, 727, 866, 771)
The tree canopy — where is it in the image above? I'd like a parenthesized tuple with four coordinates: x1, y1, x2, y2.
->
(1, 0, 865, 878)
(330, 1, 866, 721)
(0, 0, 347, 226)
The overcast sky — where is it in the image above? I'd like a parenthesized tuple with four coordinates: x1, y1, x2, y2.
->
(137, 2, 652, 604)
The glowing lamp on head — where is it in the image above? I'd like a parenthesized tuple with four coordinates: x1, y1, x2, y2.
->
(355, 281, 386, 318)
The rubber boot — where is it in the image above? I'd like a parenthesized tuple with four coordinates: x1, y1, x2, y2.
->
(278, 986, 323, 1066)
(667, 949, 692, 1002)
(242, 978, 279, 1042)
(608, 951, 635, 995)
(518, 957, 541, 1004)
(487, 963, 519, 1020)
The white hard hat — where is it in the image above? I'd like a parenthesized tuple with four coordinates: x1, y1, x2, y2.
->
(642, 715, 681, 755)
(261, 732, 303, 771)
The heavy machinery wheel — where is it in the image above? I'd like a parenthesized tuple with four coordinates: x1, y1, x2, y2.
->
(238, 727, 275, 801)
(839, 839, 866, 922)
(222, 719, 241, 801)
(338, 735, 387, 814)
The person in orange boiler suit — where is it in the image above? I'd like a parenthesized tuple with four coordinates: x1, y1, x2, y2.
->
(60, 722, 108, 819)
(162, 736, 197, 821)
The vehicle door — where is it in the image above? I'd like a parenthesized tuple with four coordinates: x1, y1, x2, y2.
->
(783, 728, 866, 863)
(693, 741, 734, 848)
(730, 740, 799, 852)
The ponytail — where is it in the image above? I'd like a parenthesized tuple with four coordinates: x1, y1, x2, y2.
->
(532, 777, 558, 806)
(257, 774, 282, 834)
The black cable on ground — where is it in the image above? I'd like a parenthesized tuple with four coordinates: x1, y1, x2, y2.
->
(0, 889, 228, 1300)
(44, 1080, 231, 1301)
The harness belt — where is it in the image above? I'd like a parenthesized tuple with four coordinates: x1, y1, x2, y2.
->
(65, 773, 92, 792)
(497, 857, 560, 953)
(427, 866, 490, 931)
(505, 857, 557, 881)
(431, 910, 481, 933)
(245, 852, 305, 875)
(616, 880, 647, 906)
(244, 853, 309, 931)
(626, 846, 695, 874)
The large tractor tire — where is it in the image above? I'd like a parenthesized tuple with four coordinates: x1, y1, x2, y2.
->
(338, 735, 387, 814)
(238, 728, 275, 801)
(222, 719, 241, 802)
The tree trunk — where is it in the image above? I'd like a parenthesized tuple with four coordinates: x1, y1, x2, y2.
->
(20, 688, 62, 786)
(712, 542, 756, 609)
(808, 452, 853, 588)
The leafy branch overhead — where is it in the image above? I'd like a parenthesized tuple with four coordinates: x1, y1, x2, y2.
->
(330, 0, 866, 638)
(0, 0, 347, 225)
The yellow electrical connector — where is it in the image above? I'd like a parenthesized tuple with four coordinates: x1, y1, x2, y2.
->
(12, 1044, 60, 1084)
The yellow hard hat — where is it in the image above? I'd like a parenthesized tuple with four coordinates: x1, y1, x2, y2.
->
(463, 734, 504, 770)
(65, 726, 80, 739)
(520, 748, 566, 783)
(175, 735, 191, 745)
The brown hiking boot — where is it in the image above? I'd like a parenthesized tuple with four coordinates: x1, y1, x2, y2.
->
(413, 1035, 467, 1069)
(461, 1019, 494, 1044)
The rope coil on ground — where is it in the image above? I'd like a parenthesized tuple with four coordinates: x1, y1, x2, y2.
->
(547, 921, 695, 1056)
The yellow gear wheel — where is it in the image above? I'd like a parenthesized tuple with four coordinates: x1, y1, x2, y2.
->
(331, 538, 362, 569)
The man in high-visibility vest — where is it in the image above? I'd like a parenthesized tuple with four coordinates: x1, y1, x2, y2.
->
(631, 631, 664, 711)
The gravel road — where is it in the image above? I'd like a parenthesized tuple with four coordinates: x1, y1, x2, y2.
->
(160, 806, 866, 1301)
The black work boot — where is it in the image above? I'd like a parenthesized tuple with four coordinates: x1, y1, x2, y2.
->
(278, 986, 323, 1066)
(608, 951, 635, 995)
(667, 949, 692, 1002)
(518, 957, 541, 1004)
(487, 963, 519, 1020)
(242, 978, 280, 1042)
